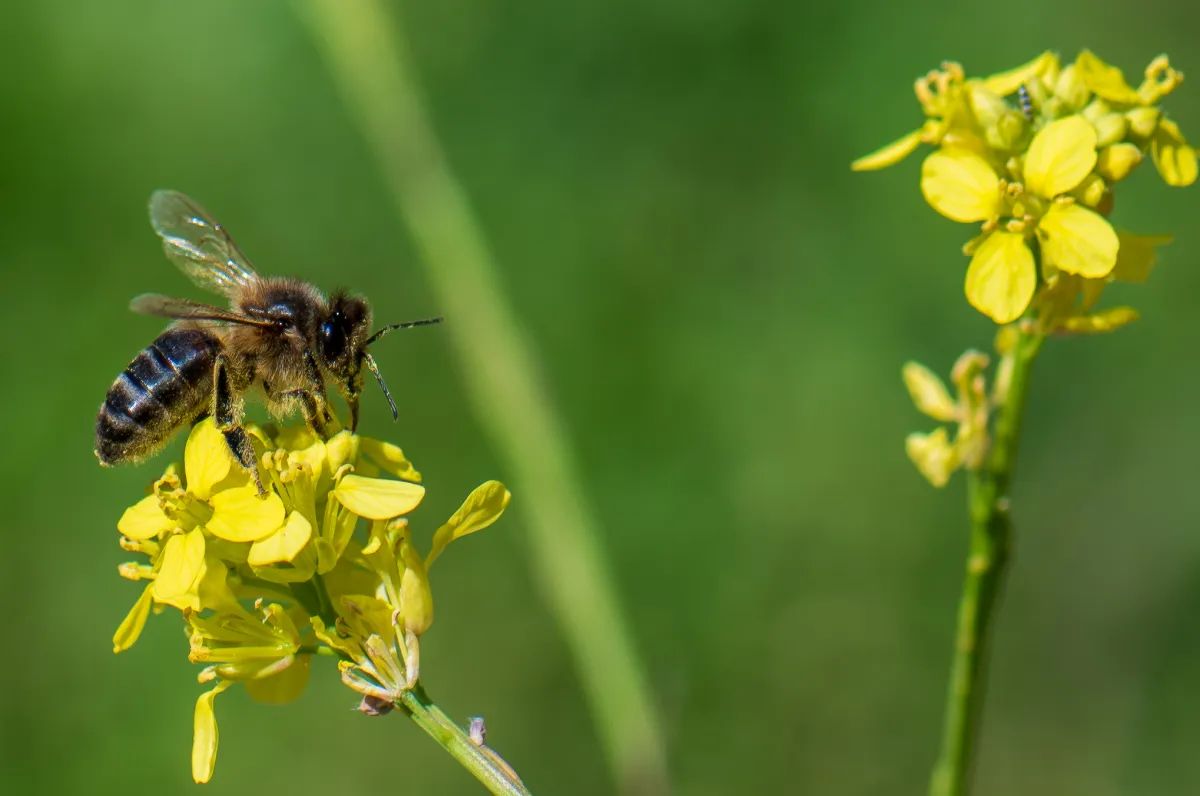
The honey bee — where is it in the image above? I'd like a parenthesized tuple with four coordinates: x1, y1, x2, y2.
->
(95, 190, 441, 495)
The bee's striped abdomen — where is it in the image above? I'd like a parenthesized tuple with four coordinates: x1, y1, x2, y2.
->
(95, 327, 220, 466)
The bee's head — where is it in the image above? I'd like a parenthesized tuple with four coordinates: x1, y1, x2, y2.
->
(321, 291, 442, 431)
(319, 292, 372, 428)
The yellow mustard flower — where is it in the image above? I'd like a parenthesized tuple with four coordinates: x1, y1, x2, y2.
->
(856, 50, 1193, 326)
(111, 417, 510, 783)
(923, 115, 1118, 322)
(1074, 51, 1197, 185)
(903, 351, 991, 486)
(318, 480, 511, 699)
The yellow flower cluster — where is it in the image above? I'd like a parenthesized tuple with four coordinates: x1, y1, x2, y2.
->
(902, 350, 994, 487)
(854, 51, 1193, 325)
(113, 419, 510, 783)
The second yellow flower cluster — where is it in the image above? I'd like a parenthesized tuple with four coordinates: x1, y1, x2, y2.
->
(855, 51, 1193, 326)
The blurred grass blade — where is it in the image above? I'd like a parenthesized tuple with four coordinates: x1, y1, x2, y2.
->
(291, 0, 670, 792)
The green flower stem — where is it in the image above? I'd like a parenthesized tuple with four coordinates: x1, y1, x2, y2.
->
(298, 644, 338, 658)
(928, 327, 1044, 796)
(312, 572, 336, 624)
(395, 684, 533, 796)
(287, 580, 323, 619)
(291, 1, 669, 793)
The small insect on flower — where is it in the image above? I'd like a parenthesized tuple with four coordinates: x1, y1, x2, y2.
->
(95, 190, 442, 495)
(1017, 84, 1034, 121)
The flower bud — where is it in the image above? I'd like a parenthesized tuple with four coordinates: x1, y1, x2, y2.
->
(992, 112, 1027, 151)
(902, 362, 958, 422)
(1093, 113, 1129, 148)
(1081, 97, 1111, 124)
(905, 428, 959, 488)
(1074, 173, 1109, 207)
(1126, 106, 1161, 139)
(969, 83, 1007, 128)
(1053, 65, 1091, 110)
(1097, 143, 1143, 181)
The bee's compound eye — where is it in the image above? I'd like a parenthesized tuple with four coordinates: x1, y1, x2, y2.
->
(321, 314, 347, 362)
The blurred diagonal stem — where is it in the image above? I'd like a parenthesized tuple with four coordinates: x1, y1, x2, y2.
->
(292, 1, 670, 793)
(928, 327, 1044, 796)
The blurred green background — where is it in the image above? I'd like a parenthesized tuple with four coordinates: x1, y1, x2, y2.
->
(3, 1, 1200, 794)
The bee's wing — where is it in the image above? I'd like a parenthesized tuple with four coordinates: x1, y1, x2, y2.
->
(130, 293, 274, 327)
(148, 190, 259, 297)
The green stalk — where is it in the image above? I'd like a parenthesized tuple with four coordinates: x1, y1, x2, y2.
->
(312, 572, 336, 624)
(290, 1, 669, 792)
(928, 328, 1044, 796)
(395, 685, 533, 796)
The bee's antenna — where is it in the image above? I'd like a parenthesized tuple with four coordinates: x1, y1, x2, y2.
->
(365, 316, 443, 347)
(362, 352, 399, 421)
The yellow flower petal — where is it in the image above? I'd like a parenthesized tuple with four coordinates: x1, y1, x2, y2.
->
(323, 431, 359, 475)
(322, 547, 384, 604)
(192, 680, 232, 784)
(247, 511, 313, 566)
(332, 474, 425, 520)
(1024, 116, 1097, 198)
(185, 420, 232, 500)
(426, 481, 512, 567)
(271, 424, 319, 451)
(851, 128, 923, 171)
(905, 428, 959, 488)
(207, 486, 286, 543)
(245, 655, 311, 705)
(197, 556, 239, 611)
(1074, 50, 1141, 104)
(117, 495, 174, 541)
(249, 551, 317, 584)
(964, 232, 1036, 324)
(1152, 119, 1198, 187)
(901, 363, 959, 423)
(1037, 203, 1119, 278)
(982, 51, 1057, 97)
(1111, 231, 1173, 283)
(359, 437, 421, 482)
(920, 149, 1001, 222)
(153, 528, 207, 611)
(399, 536, 433, 634)
(1059, 307, 1139, 334)
(113, 583, 154, 653)
(289, 438, 328, 480)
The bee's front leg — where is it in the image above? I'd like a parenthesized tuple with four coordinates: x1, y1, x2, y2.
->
(278, 388, 333, 439)
(301, 351, 335, 433)
(214, 355, 266, 497)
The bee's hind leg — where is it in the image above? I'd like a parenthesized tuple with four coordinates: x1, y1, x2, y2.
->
(214, 355, 266, 497)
